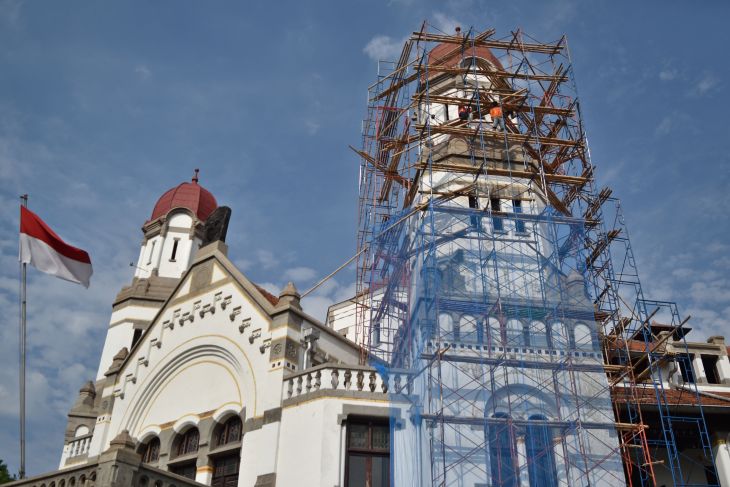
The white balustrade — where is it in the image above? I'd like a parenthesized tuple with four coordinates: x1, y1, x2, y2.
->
(283, 364, 409, 401)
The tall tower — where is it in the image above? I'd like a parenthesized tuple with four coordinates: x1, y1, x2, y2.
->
(355, 26, 716, 487)
(95, 170, 218, 380)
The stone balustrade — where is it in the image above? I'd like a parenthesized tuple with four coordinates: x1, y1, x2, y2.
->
(65, 434, 92, 460)
(5, 462, 206, 487)
(282, 363, 410, 405)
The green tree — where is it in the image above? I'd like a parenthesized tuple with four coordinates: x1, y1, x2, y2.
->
(0, 459, 16, 484)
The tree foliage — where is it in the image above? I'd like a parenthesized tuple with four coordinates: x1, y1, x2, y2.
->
(0, 459, 16, 484)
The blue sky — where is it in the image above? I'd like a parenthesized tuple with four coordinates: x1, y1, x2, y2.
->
(0, 0, 728, 476)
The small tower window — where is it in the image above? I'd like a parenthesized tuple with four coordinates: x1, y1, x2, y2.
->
(131, 328, 143, 347)
(513, 200, 526, 233)
(170, 238, 180, 262)
(491, 198, 504, 232)
(146, 240, 156, 266)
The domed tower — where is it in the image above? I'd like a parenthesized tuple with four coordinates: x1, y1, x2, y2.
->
(135, 169, 217, 279)
(94, 170, 218, 380)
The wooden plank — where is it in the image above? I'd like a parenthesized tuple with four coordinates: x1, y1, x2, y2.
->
(413, 93, 574, 117)
(412, 124, 582, 148)
(415, 161, 590, 185)
(410, 32, 564, 54)
(422, 65, 569, 82)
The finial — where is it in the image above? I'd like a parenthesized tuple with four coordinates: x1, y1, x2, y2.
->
(192, 168, 200, 184)
(278, 282, 302, 309)
(455, 26, 461, 36)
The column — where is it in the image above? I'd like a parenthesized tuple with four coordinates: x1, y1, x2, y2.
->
(516, 435, 529, 486)
(554, 435, 569, 487)
(692, 354, 708, 384)
(712, 435, 730, 487)
(716, 356, 730, 385)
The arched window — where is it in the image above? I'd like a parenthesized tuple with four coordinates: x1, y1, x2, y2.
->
(574, 323, 593, 350)
(525, 415, 558, 487)
(506, 319, 525, 347)
(550, 322, 568, 349)
(460, 315, 478, 342)
(488, 317, 503, 346)
(529, 320, 548, 348)
(488, 413, 518, 487)
(214, 416, 242, 447)
(175, 427, 199, 457)
(141, 436, 160, 463)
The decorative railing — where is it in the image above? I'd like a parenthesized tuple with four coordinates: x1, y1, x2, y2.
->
(66, 434, 93, 458)
(283, 363, 409, 403)
(5, 461, 206, 487)
(4, 462, 98, 487)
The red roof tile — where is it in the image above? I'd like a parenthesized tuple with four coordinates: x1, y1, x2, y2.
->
(149, 181, 217, 223)
(254, 284, 279, 306)
(613, 385, 730, 408)
(428, 42, 504, 71)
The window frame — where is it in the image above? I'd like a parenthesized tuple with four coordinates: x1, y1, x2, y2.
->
(491, 198, 504, 232)
(344, 417, 390, 487)
(141, 436, 160, 464)
(170, 238, 180, 262)
(175, 427, 200, 458)
(525, 415, 558, 487)
(214, 415, 243, 449)
(512, 199, 526, 233)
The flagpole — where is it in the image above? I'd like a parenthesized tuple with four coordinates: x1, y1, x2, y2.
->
(19, 194, 27, 479)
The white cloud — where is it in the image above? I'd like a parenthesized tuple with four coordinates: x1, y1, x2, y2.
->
(0, 0, 24, 27)
(255, 249, 277, 269)
(363, 35, 405, 62)
(659, 68, 677, 81)
(654, 115, 673, 136)
(283, 266, 318, 283)
(431, 12, 462, 35)
(691, 72, 720, 96)
(134, 64, 151, 80)
(304, 119, 320, 136)
(301, 278, 357, 322)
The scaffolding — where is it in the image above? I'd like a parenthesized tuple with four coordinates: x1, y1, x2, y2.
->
(354, 24, 717, 486)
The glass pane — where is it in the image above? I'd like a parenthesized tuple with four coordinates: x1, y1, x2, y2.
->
(349, 424, 368, 449)
(347, 455, 367, 487)
(372, 425, 389, 450)
(372, 456, 389, 487)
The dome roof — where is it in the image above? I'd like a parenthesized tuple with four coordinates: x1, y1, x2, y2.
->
(427, 39, 504, 71)
(149, 170, 218, 222)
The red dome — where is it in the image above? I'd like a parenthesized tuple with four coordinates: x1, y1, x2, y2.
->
(149, 173, 217, 222)
(428, 42, 504, 71)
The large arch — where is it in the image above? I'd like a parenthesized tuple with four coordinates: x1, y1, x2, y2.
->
(115, 336, 255, 439)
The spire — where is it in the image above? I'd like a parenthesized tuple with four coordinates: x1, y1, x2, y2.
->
(192, 168, 200, 184)
(278, 281, 301, 309)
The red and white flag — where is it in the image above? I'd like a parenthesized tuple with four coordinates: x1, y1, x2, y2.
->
(19, 206, 93, 288)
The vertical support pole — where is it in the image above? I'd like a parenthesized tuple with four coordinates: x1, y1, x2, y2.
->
(19, 194, 28, 479)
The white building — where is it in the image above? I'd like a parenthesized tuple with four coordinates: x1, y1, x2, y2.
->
(9, 29, 730, 487)
(41, 174, 402, 487)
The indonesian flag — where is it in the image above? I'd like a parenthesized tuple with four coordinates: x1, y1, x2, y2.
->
(19, 206, 93, 288)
